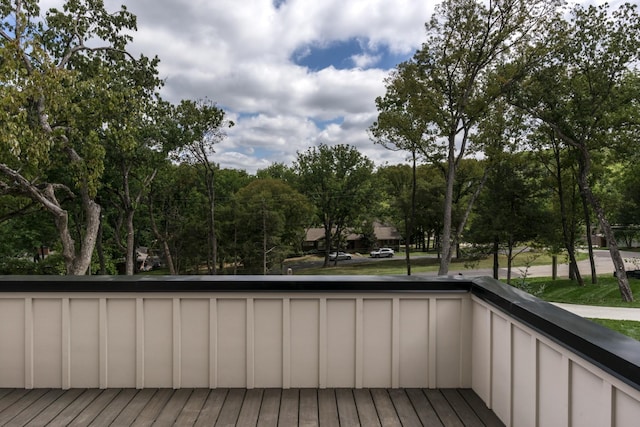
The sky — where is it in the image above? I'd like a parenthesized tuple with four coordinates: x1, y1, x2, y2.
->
(37, 0, 619, 175)
(36, 0, 435, 174)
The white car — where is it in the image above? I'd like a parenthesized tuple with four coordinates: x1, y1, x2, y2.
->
(329, 251, 352, 261)
(370, 248, 394, 258)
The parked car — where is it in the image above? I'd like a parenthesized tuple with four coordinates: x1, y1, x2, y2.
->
(329, 252, 352, 261)
(370, 248, 394, 258)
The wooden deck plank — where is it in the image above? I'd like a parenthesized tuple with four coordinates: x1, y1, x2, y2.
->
(24, 388, 84, 427)
(130, 388, 174, 427)
(299, 388, 319, 427)
(67, 388, 120, 427)
(352, 389, 381, 427)
(174, 389, 211, 426)
(278, 388, 299, 427)
(214, 388, 245, 427)
(46, 389, 103, 427)
(236, 388, 263, 426)
(388, 389, 423, 427)
(257, 388, 281, 427)
(458, 389, 505, 427)
(109, 388, 157, 426)
(0, 388, 500, 426)
(4, 389, 65, 427)
(193, 389, 228, 427)
(0, 389, 48, 425)
(441, 389, 485, 427)
(335, 388, 360, 427)
(317, 389, 340, 427)
(87, 388, 138, 427)
(153, 388, 194, 426)
(0, 389, 14, 400)
(370, 389, 401, 427)
(425, 389, 465, 427)
(0, 389, 30, 414)
(405, 388, 444, 427)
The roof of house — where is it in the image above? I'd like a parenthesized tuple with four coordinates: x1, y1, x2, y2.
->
(304, 223, 401, 242)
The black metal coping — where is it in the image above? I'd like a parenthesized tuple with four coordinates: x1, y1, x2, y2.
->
(1, 274, 639, 392)
(471, 276, 640, 393)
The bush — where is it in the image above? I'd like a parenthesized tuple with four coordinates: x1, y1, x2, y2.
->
(0, 254, 65, 275)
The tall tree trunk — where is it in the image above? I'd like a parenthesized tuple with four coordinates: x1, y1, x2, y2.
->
(553, 147, 583, 285)
(125, 208, 136, 274)
(493, 236, 499, 280)
(406, 151, 417, 276)
(577, 153, 633, 301)
(507, 237, 514, 285)
(581, 189, 597, 284)
(206, 167, 217, 274)
(148, 198, 176, 275)
(438, 134, 457, 275)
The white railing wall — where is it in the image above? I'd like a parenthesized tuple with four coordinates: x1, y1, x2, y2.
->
(2, 276, 640, 427)
(0, 291, 471, 390)
(471, 296, 640, 427)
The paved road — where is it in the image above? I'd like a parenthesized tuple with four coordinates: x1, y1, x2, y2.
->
(438, 249, 640, 280)
(550, 303, 640, 321)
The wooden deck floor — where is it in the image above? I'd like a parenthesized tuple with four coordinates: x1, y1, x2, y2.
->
(0, 388, 504, 426)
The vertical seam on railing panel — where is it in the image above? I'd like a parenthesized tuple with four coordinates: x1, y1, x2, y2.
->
(488, 307, 494, 408)
(391, 297, 400, 388)
(283, 297, 291, 389)
(562, 354, 571, 427)
(319, 297, 327, 389)
(506, 321, 513, 427)
(99, 298, 107, 389)
(173, 298, 181, 389)
(603, 381, 613, 427)
(24, 297, 33, 389)
(209, 298, 217, 388)
(355, 297, 364, 389)
(246, 297, 255, 389)
(460, 296, 472, 388)
(428, 298, 437, 388)
(532, 335, 539, 427)
(62, 297, 71, 389)
(136, 297, 144, 389)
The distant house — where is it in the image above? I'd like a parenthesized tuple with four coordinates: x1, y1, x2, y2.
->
(303, 222, 401, 254)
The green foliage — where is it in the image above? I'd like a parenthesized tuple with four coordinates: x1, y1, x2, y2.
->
(233, 179, 313, 273)
(294, 144, 376, 263)
(0, 253, 65, 275)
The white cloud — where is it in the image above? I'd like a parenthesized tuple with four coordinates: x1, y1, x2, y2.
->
(39, 0, 438, 174)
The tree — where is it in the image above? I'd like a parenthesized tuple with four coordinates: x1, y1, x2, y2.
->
(294, 144, 376, 267)
(0, 0, 158, 274)
(468, 153, 549, 283)
(370, 61, 437, 275)
(509, 3, 640, 301)
(101, 66, 163, 275)
(408, 0, 561, 275)
(234, 179, 313, 274)
(172, 100, 233, 274)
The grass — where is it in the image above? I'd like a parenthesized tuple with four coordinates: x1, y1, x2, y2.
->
(289, 250, 581, 275)
(524, 276, 640, 308)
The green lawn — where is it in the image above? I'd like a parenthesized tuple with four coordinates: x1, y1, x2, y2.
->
(289, 250, 580, 275)
(526, 276, 640, 308)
